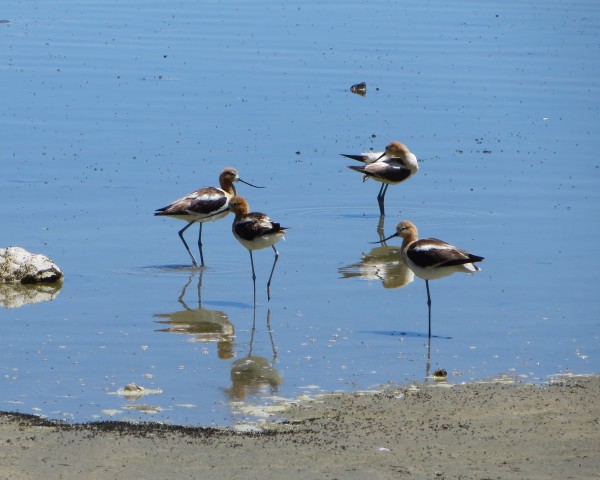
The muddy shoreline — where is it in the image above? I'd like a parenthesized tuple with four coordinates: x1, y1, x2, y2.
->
(1, 375, 598, 479)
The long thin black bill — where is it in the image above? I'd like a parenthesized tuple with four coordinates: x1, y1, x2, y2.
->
(369, 232, 398, 244)
(239, 178, 265, 188)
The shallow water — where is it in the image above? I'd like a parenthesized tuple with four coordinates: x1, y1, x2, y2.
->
(1, 0, 599, 426)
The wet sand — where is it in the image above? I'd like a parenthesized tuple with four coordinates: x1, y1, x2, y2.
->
(1, 375, 598, 480)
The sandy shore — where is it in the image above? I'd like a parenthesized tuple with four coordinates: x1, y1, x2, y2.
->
(1, 375, 598, 480)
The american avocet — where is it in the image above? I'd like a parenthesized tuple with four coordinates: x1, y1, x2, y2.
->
(343, 141, 419, 216)
(154, 167, 263, 267)
(228, 196, 287, 302)
(340, 147, 388, 165)
(377, 220, 484, 336)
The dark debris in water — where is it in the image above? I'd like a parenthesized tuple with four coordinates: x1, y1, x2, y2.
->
(350, 82, 367, 96)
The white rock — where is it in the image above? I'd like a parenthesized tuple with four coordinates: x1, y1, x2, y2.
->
(0, 246, 63, 284)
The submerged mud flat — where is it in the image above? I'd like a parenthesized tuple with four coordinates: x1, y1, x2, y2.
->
(1, 375, 598, 479)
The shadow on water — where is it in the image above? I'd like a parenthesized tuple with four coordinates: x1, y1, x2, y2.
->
(362, 330, 452, 340)
(147, 264, 200, 271)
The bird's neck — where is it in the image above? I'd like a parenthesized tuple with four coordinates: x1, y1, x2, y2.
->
(401, 233, 418, 255)
(232, 206, 250, 219)
(220, 181, 237, 196)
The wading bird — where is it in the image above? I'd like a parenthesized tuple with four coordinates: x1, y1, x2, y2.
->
(342, 141, 419, 216)
(228, 196, 287, 303)
(155, 168, 263, 267)
(376, 220, 484, 336)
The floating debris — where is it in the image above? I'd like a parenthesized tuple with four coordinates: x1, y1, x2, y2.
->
(109, 383, 163, 400)
(124, 383, 145, 393)
(350, 82, 367, 96)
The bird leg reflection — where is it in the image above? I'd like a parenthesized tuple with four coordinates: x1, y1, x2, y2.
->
(249, 305, 277, 361)
(154, 270, 234, 360)
(249, 303, 257, 357)
(425, 333, 431, 381)
(177, 272, 194, 307)
(177, 270, 204, 309)
(377, 213, 386, 241)
(266, 309, 277, 360)
(226, 305, 281, 401)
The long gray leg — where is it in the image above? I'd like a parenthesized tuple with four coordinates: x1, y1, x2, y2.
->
(267, 246, 280, 301)
(178, 222, 198, 267)
(426, 280, 432, 338)
(377, 184, 388, 216)
(196, 222, 205, 267)
(249, 250, 257, 306)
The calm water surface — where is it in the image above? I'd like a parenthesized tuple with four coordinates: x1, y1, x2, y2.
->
(1, 0, 599, 426)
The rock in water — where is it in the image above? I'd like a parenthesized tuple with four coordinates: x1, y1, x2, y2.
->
(0, 246, 63, 284)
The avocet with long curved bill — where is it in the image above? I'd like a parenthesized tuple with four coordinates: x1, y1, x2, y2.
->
(374, 220, 484, 337)
(155, 168, 263, 267)
(342, 141, 418, 216)
(228, 196, 287, 303)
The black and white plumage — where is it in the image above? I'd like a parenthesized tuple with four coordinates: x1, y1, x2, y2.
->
(378, 220, 484, 336)
(154, 167, 263, 267)
(340, 149, 389, 165)
(228, 196, 287, 302)
(342, 141, 419, 216)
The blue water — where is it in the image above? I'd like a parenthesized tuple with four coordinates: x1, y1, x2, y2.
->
(1, 0, 599, 426)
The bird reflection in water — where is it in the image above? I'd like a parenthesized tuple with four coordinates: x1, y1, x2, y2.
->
(339, 241, 414, 290)
(226, 308, 282, 402)
(154, 270, 235, 360)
